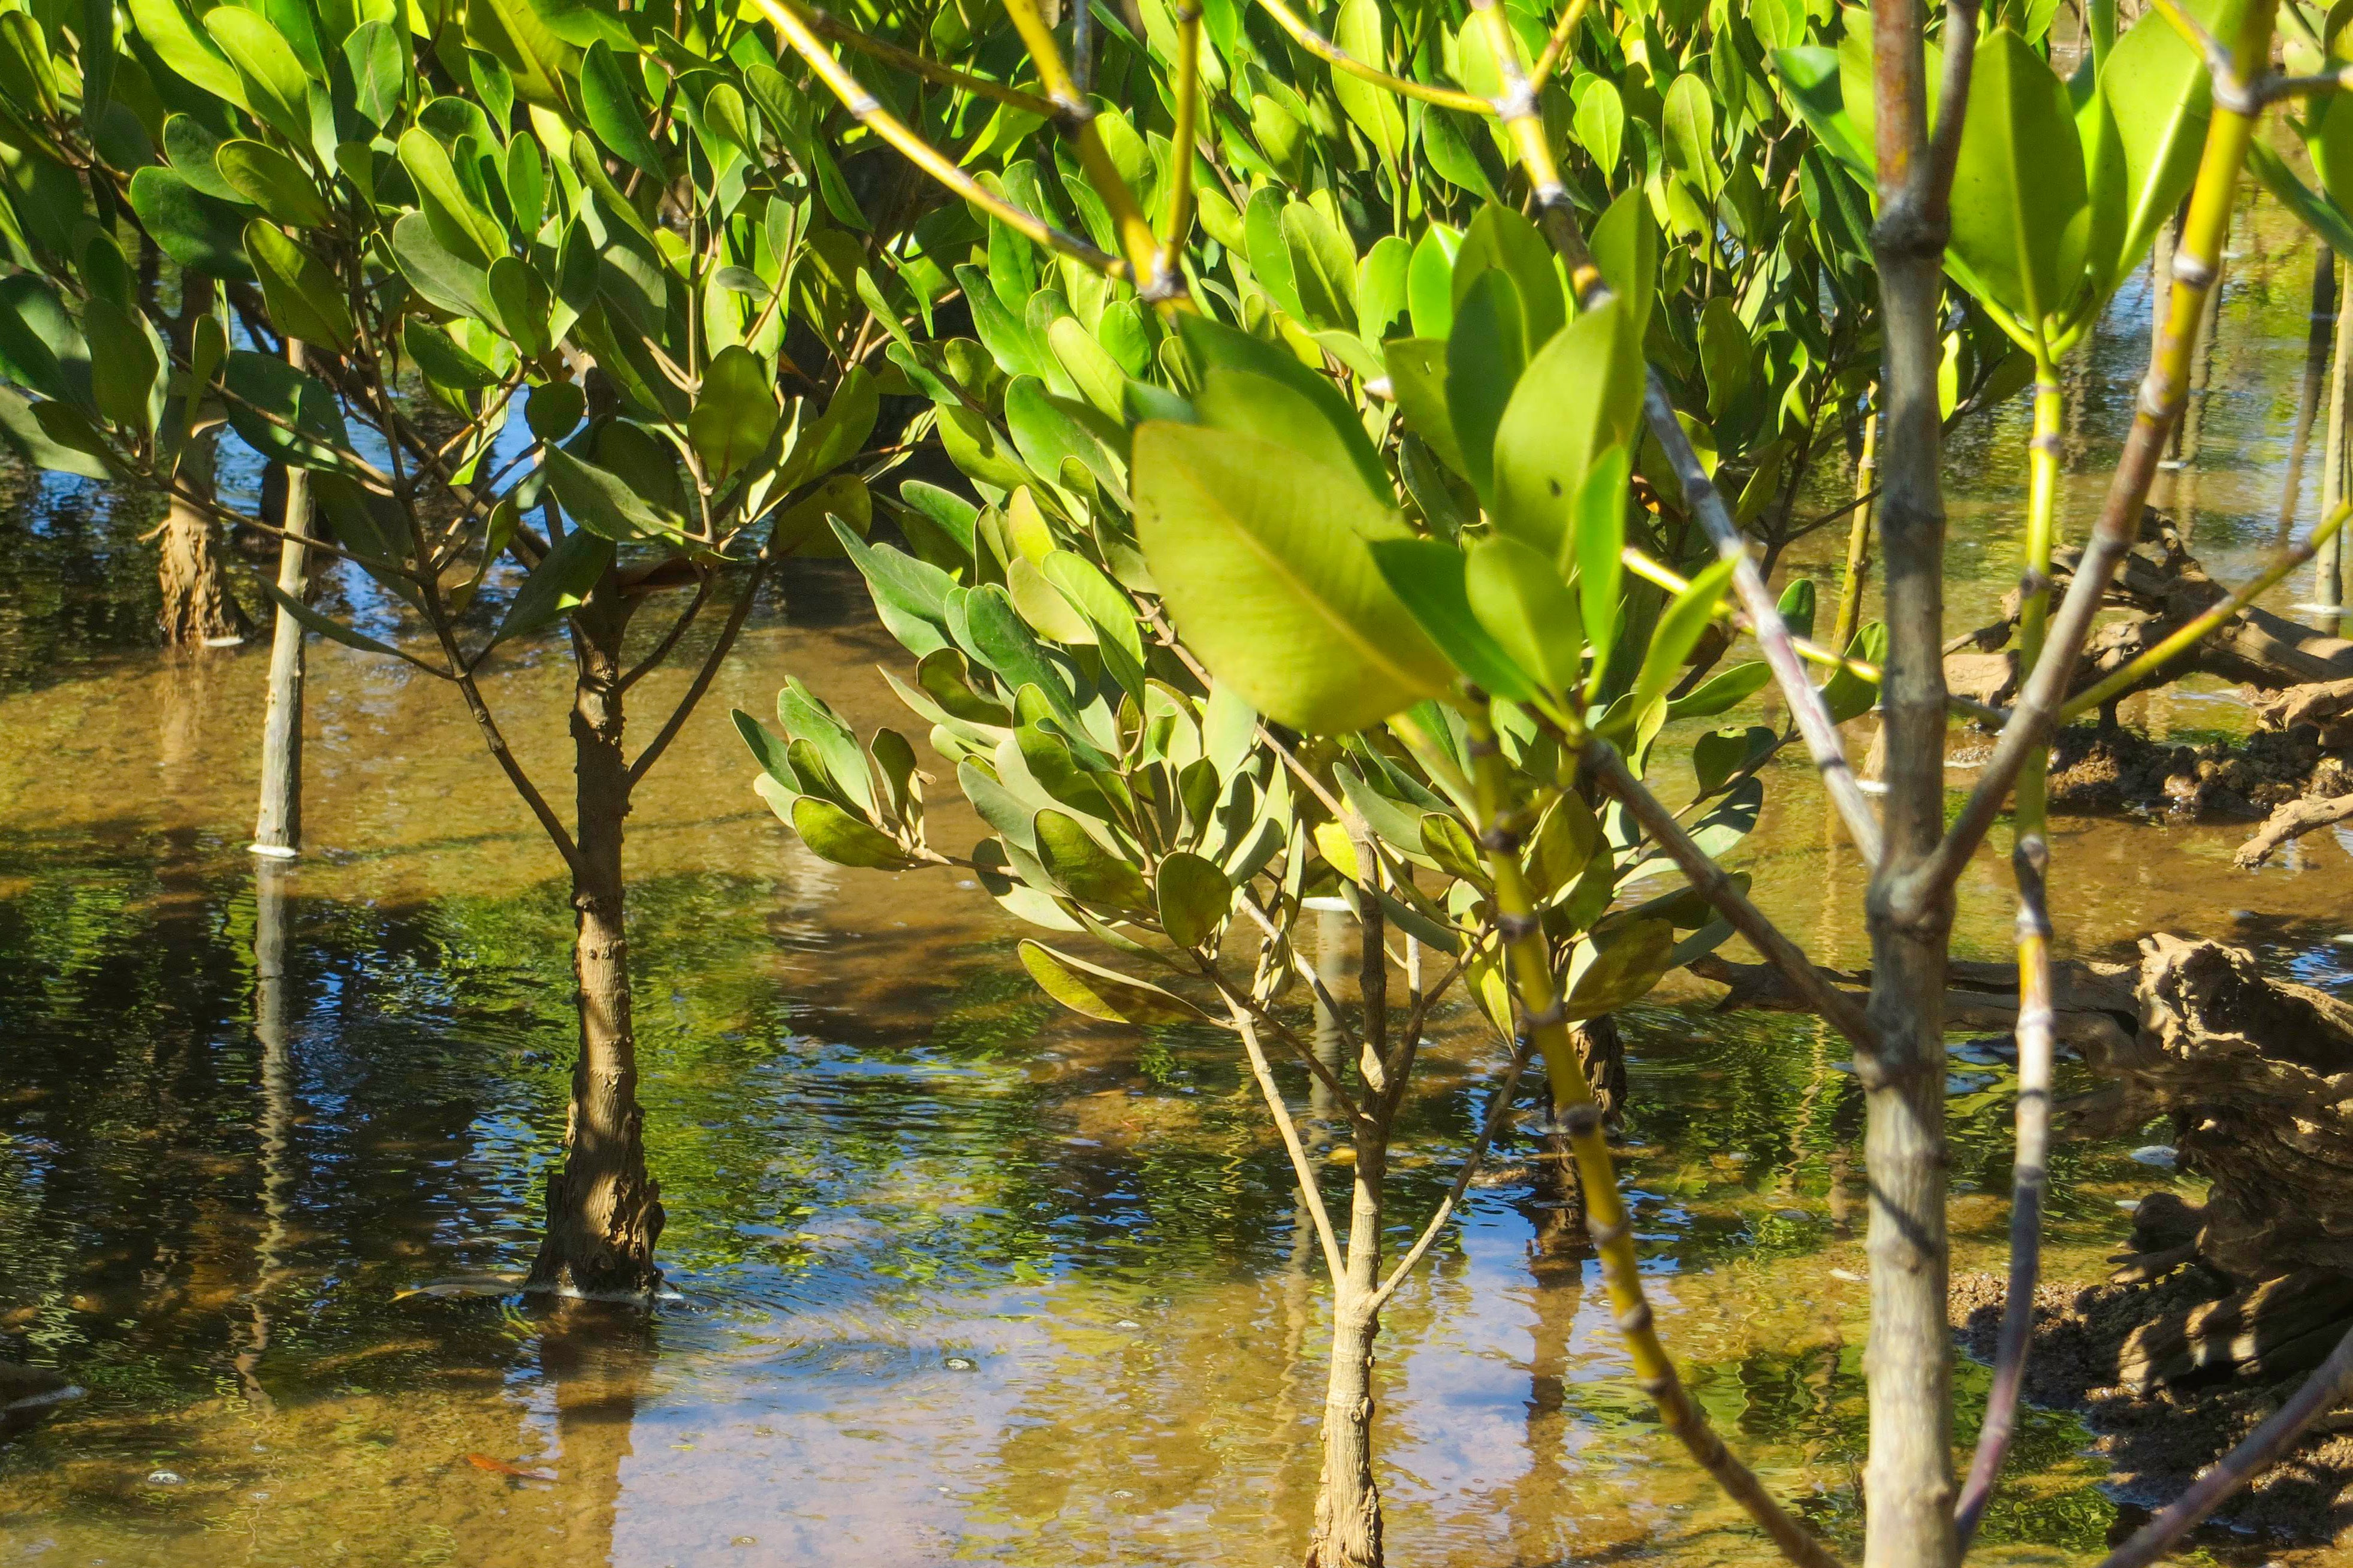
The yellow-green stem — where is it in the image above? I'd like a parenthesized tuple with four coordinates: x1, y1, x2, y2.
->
(1833, 401, 1879, 651)
(2016, 359, 2063, 842)
(1002, 0, 1185, 288)
(2061, 499, 2353, 720)
(1460, 698, 1838, 1568)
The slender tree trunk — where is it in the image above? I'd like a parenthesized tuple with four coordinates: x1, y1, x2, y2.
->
(252, 343, 312, 857)
(1310, 1131, 1385, 1568)
(158, 277, 247, 648)
(527, 585, 664, 1300)
(2318, 258, 2353, 615)
(1863, 5, 1959, 1562)
(2275, 249, 2335, 549)
(236, 856, 298, 1413)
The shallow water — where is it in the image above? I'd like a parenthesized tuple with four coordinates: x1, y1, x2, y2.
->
(5, 199, 2353, 1567)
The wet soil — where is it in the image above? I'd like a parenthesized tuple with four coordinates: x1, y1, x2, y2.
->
(1954, 1268, 2353, 1546)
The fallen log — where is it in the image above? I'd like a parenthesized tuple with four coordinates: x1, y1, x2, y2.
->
(1697, 934, 2353, 1379)
(2237, 791, 2353, 867)
(1945, 513, 2353, 708)
(1685, 951, 2137, 1057)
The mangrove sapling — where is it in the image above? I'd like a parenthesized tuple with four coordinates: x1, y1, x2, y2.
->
(737, 5, 1836, 1565)
(252, 340, 312, 859)
(771, 0, 2353, 1561)
(0, 0, 906, 1297)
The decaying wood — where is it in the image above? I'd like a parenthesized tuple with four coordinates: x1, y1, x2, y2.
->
(2091, 935, 2353, 1287)
(2119, 1270, 2353, 1391)
(1944, 515, 2353, 709)
(1708, 932, 2353, 1400)
(2237, 791, 2353, 866)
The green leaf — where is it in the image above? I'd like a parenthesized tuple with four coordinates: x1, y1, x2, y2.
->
(1948, 28, 2090, 329)
(1446, 268, 1524, 504)
(128, 167, 252, 282)
(1821, 621, 1887, 723)
(1133, 420, 1449, 733)
(1694, 724, 1778, 794)
(689, 344, 779, 482)
(1407, 222, 1458, 338)
(125, 0, 240, 103)
(1491, 298, 1642, 568)
(1464, 534, 1585, 694)
(1662, 72, 1722, 201)
(1455, 204, 1562, 349)
(1330, 0, 1404, 166)
(344, 20, 406, 125)
(1564, 919, 1673, 1020)
(1176, 315, 1389, 500)
(1019, 939, 1207, 1025)
(222, 349, 348, 469)
(544, 446, 677, 540)
(526, 381, 586, 441)
(1156, 851, 1231, 948)
(398, 126, 506, 271)
(202, 6, 312, 144)
(249, 224, 355, 352)
(1048, 315, 1125, 417)
(1357, 235, 1412, 343)
(2102, 0, 2228, 280)
(1697, 298, 1752, 420)
(494, 526, 612, 642)
(1778, 577, 1818, 640)
(1282, 199, 1358, 334)
(1574, 448, 1630, 691)
(0, 277, 83, 405)
(1036, 809, 1151, 910)
(1368, 537, 1533, 700)
(402, 316, 500, 392)
(734, 708, 794, 784)
(1574, 76, 1625, 176)
(83, 298, 158, 434)
(1589, 188, 1658, 340)
(488, 258, 553, 358)
(215, 141, 330, 229)
(0, 385, 107, 477)
(263, 584, 415, 661)
(1629, 554, 1736, 725)
(1667, 660, 1770, 720)
(579, 39, 666, 182)
(389, 213, 493, 321)
(792, 794, 912, 869)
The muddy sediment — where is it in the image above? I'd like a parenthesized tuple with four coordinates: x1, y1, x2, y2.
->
(1952, 1269, 2353, 1543)
(2037, 722, 2349, 816)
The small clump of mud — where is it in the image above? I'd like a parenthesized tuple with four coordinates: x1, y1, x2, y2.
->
(2044, 723, 2352, 817)
(1951, 1268, 2353, 1544)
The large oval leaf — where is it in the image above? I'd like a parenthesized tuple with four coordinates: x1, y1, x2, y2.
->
(1019, 939, 1208, 1025)
(1133, 421, 1448, 733)
(1491, 298, 1642, 568)
(1948, 28, 2090, 330)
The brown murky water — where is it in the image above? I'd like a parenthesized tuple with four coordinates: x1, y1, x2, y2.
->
(4, 193, 2352, 1567)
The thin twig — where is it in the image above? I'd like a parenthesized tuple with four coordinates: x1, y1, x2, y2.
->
(1253, 0, 1492, 111)
(1583, 739, 1879, 1053)
(2095, 1322, 2353, 1568)
(1365, 1032, 1537, 1313)
(1229, 998, 1349, 1282)
(1953, 835, 2055, 1546)
(2060, 499, 2353, 720)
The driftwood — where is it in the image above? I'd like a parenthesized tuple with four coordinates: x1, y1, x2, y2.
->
(1686, 952, 2137, 1056)
(1944, 515, 2353, 710)
(1699, 934, 2353, 1389)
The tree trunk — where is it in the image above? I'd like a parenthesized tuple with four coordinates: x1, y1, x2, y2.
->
(1310, 1130, 1385, 1568)
(252, 361, 311, 857)
(158, 277, 247, 648)
(157, 431, 249, 646)
(527, 585, 664, 1300)
(1530, 1014, 1627, 1238)
(1862, 8, 1961, 1552)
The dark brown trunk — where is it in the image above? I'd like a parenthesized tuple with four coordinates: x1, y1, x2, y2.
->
(158, 277, 247, 648)
(157, 432, 249, 646)
(1530, 1014, 1627, 1238)
(527, 585, 664, 1300)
